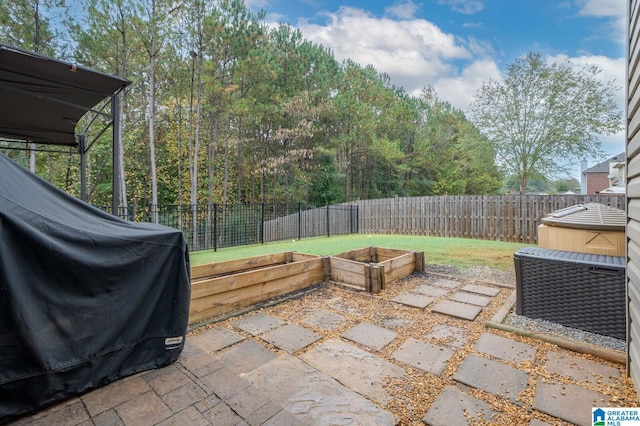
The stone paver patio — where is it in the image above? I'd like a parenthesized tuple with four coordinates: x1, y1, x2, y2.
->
(9, 271, 636, 426)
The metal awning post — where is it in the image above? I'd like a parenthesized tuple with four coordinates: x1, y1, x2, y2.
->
(112, 94, 120, 216)
(79, 134, 87, 202)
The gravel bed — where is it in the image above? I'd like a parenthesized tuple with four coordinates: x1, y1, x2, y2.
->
(503, 311, 626, 352)
(426, 263, 627, 352)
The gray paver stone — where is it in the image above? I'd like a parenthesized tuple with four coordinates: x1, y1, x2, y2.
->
(380, 317, 415, 330)
(114, 390, 173, 426)
(453, 354, 529, 405)
(529, 420, 554, 426)
(92, 409, 124, 426)
(545, 350, 621, 386)
(302, 309, 347, 331)
(193, 394, 224, 414)
(189, 327, 245, 352)
(474, 333, 537, 363)
(261, 409, 306, 426)
(413, 285, 450, 297)
(161, 382, 211, 413)
(156, 406, 209, 426)
(144, 364, 192, 396)
(27, 400, 90, 426)
(225, 385, 276, 422)
(246, 353, 398, 425)
(261, 323, 322, 353)
(425, 324, 467, 348)
(461, 283, 500, 296)
(449, 291, 493, 307)
(422, 386, 499, 426)
(300, 339, 406, 405)
(392, 337, 454, 376)
(200, 366, 251, 400)
(177, 341, 225, 378)
(431, 278, 461, 289)
(232, 313, 285, 336)
(203, 401, 244, 425)
(213, 340, 276, 375)
(243, 401, 283, 426)
(341, 322, 397, 351)
(391, 292, 435, 308)
(532, 378, 612, 426)
(329, 298, 362, 316)
(82, 376, 151, 417)
(431, 300, 482, 321)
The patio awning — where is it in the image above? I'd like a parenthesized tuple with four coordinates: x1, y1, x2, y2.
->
(0, 43, 130, 147)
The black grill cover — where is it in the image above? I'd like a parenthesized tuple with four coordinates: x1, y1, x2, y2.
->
(0, 153, 191, 421)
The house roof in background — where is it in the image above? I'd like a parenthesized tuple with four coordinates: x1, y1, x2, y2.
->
(0, 43, 130, 147)
(583, 152, 626, 174)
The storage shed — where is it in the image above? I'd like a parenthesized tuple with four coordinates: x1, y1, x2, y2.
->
(537, 203, 626, 256)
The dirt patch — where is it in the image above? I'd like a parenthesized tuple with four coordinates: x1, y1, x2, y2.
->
(425, 263, 516, 286)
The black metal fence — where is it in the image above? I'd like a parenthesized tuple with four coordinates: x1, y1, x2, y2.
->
(122, 203, 358, 252)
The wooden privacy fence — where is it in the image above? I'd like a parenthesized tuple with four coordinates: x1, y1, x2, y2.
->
(262, 204, 358, 242)
(351, 194, 625, 244)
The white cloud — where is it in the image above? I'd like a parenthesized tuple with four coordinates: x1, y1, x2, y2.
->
(466, 36, 495, 57)
(462, 22, 484, 29)
(243, 0, 269, 9)
(433, 59, 502, 112)
(294, 4, 623, 127)
(576, 0, 624, 18)
(298, 7, 478, 104)
(576, 0, 626, 43)
(436, 0, 485, 15)
(385, 0, 421, 20)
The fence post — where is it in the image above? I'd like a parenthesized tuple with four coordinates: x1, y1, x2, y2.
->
(350, 204, 354, 234)
(326, 204, 330, 237)
(260, 202, 265, 245)
(213, 203, 218, 252)
(298, 202, 302, 241)
(414, 251, 425, 272)
(322, 256, 331, 281)
(370, 265, 383, 293)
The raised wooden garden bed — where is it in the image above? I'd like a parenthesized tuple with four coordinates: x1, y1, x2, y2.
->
(189, 252, 325, 326)
(189, 247, 425, 325)
(330, 247, 424, 293)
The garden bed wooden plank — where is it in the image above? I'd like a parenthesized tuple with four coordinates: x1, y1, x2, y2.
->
(379, 252, 416, 284)
(191, 252, 287, 281)
(191, 258, 323, 299)
(189, 257, 324, 324)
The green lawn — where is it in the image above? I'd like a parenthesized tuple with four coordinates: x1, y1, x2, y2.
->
(189, 234, 531, 272)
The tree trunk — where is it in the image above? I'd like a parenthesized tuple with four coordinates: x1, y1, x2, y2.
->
(236, 118, 244, 202)
(29, 1, 41, 174)
(519, 176, 528, 195)
(117, 16, 128, 214)
(29, 144, 36, 173)
(191, 53, 203, 248)
(149, 41, 158, 223)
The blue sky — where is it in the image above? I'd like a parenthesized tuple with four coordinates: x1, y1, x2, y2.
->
(246, 0, 626, 178)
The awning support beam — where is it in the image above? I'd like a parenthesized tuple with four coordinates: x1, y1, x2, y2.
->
(112, 95, 120, 216)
